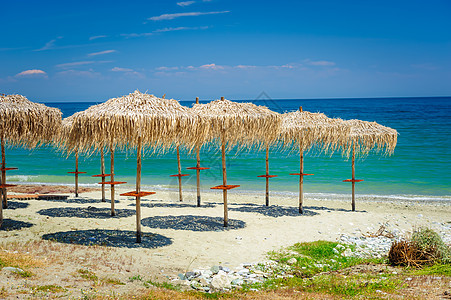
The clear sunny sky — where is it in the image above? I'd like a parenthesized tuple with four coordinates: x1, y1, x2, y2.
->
(1, 0, 450, 102)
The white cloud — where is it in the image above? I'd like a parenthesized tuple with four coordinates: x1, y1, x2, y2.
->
(89, 35, 107, 40)
(56, 61, 96, 69)
(121, 32, 153, 38)
(153, 26, 208, 33)
(307, 60, 336, 66)
(199, 63, 224, 70)
(411, 63, 438, 71)
(111, 67, 144, 78)
(235, 65, 257, 69)
(177, 1, 195, 6)
(56, 69, 100, 78)
(111, 67, 134, 72)
(88, 50, 117, 56)
(149, 11, 229, 21)
(156, 66, 179, 71)
(15, 69, 47, 77)
(34, 37, 63, 51)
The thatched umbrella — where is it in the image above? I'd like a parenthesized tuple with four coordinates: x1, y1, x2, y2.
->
(280, 107, 349, 214)
(191, 97, 281, 226)
(66, 90, 197, 242)
(341, 119, 398, 211)
(0, 94, 62, 227)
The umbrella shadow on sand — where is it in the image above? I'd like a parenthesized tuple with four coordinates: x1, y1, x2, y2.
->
(0, 219, 34, 231)
(42, 229, 172, 249)
(4, 201, 29, 210)
(228, 203, 319, 217)
(37, 207, 135, 219)
(141, 215, 246, 231)
(37, 197, 121, 204)
(128, 200, 216, 209)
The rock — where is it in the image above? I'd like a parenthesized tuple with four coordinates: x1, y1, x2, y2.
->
(210, 265, 220, 274)
(231, 278, 244, 286)
(199, 277, 209, 285)
(287, 258, 297, 265)
(222, 266, 231, 273)
(237, 268, 249, 275)
(191, 281, 203, 290)
(177, 273, 187, 280)
(2, 267, 24, 273)
(185, 271, 197, 280)
(210, 273, 231, 291)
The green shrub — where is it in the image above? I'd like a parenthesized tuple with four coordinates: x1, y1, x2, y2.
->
(411, 227, 451, 264)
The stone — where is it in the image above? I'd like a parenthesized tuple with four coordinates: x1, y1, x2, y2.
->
(287, 258, 297, 265)
(237, 268, 250, 275)
(210, 273, 231, 291)
(222, 266, 231, 273)
(210, 265, 220, 274)
(185, 271, 197, 280)
(177, 273, 187, 280)
(2, 267, 24, 273)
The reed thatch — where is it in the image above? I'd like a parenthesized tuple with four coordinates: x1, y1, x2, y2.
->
(63, 90, 199, 153)
(342, 119, 398, 157)
(0, 94, 62, 147)
(280, 109, 350, 152)
(190, 98, 281, 148)
(0, 94, 62, 227)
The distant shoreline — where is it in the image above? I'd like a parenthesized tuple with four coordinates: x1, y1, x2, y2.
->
(8, 182, 451, 206)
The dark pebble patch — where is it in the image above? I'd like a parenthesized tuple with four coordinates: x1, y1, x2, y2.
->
(0, 219, 34, 231)
(37, 207, 135, 219)
(42, 229, 172, 248)
(141, 215, 246, 231)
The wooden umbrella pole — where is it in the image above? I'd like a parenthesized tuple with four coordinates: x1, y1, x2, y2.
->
(299, 148, 304, 214)
(265, 144, 270, 206)
(136, 136, 142, 243)
(196, 145, 201, 207)
(75, 150, 79, 197)
(195, 97, 201, 207)
(1, 136, 7, 209)
(177, 145, 183, 201)
(351, 143, 356, 212)
(110, 146, 116, 216)
(222, 131, 228, 227)
(100, 149, 106, 202)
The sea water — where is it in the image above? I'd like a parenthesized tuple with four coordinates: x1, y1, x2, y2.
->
(6, 97, 450, 202)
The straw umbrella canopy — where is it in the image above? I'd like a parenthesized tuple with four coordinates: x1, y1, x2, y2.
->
(191, 97, 281, 227)
(58, 116, 88, 198)
(341, 119, 398, 211)
(65, 90, 198, 242)
(280, 107, 349, 214)
(0, 94, 62, 227)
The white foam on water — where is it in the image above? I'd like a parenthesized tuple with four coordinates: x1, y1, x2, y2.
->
(7, 175, 39, 182)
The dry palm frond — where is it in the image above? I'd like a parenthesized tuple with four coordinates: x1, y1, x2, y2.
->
(0, 94, 62, 148)
(279, 110, 350, 152)
(190, 98, 281, 149)
(60, 90, 200, 154)
(342, 119, 398, 157)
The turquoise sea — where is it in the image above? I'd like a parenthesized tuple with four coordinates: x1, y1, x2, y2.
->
(6, 97, 451, 202)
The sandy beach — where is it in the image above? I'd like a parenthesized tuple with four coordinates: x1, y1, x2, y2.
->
(1, 184, 449, 297)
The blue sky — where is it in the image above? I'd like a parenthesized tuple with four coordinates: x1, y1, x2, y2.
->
(1, 0, 450, 102)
